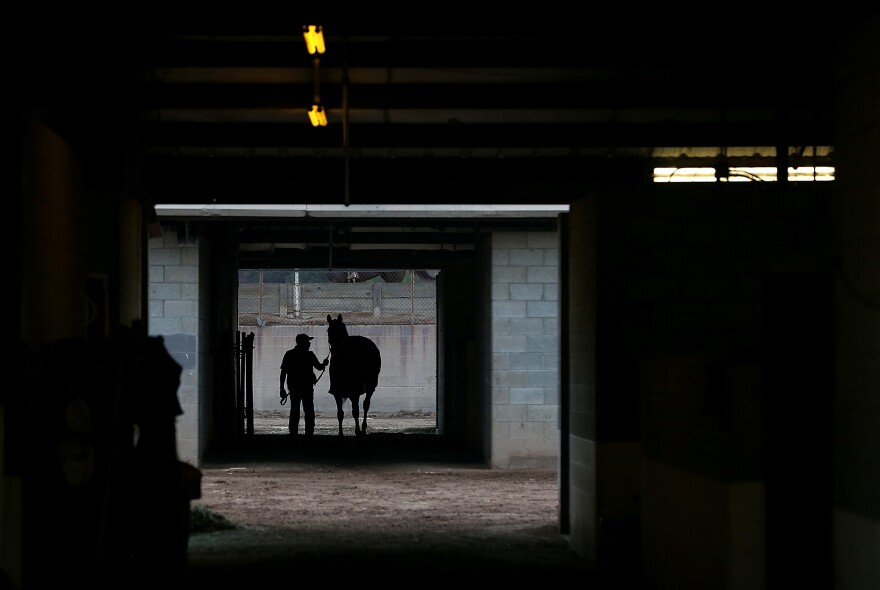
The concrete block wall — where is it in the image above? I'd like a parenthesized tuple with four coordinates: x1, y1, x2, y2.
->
(148, 228, 200, 466)
(490, 231, 560, 469)
(567, 197, 599, 562)
(639, 355, 766, 589)
(597, 183, 833, 588)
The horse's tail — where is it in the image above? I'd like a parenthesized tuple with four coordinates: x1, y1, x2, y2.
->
(372, 339, 381, 374)
(360, 336, 382, 393)
(365, 337, 381, 393)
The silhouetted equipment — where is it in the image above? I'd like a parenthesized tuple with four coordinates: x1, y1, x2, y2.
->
(234, 331, 256, 437)
(39, 325, 200, 588)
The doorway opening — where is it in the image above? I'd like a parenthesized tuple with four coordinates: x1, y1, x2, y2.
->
(238, 267, 439, 436)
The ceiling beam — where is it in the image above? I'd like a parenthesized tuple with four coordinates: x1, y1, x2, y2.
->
(138, 121, 833, 150)
(133, 81, 834, 110)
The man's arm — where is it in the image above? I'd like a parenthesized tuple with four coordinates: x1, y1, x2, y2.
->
(279, 357, 288, 396)
(311, 352, 328, 371)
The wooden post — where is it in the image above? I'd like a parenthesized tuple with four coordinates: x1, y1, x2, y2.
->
(245, 332, 255, 436)
(235, 331, 244, 438)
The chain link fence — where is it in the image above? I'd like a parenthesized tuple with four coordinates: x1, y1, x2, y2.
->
(239, 269, 437, 326)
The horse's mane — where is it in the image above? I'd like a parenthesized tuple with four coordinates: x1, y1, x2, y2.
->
(327, 314, 350, 348)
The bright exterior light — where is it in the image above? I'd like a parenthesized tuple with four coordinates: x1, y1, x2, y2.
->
(308, 104, 328, 127)
(653, 167, 835, 183)
(303, 25, 325, 55)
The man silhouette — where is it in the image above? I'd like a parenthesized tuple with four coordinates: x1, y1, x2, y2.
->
(279, 333, 329, 438)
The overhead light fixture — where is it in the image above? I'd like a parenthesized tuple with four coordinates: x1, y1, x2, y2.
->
(308, 104, 328, 127)
(653, 166, 835, 183)
(303, 25, 325, 55)
(304, 25, 327, 126)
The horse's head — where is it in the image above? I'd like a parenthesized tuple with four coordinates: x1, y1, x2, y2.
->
(327, 314, 349, 349)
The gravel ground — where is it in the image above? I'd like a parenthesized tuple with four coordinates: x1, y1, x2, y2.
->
(183, 411, 644, 587)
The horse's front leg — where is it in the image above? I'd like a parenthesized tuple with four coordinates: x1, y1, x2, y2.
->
(334, 395, 345, 437)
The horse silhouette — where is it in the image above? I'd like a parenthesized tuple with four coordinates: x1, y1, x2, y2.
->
(326, 314, 382, 437)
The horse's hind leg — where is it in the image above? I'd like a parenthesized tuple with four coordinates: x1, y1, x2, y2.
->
(361, 391, 373, 434)
(351, 397, 363, 436)
(334, 395, 345, 437)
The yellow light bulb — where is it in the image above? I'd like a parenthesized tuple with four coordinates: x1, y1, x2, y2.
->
(303, 25, 325, 55)
(308, 105, 328, 127)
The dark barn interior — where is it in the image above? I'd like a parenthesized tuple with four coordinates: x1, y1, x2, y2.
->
(8, 10, 880, 590)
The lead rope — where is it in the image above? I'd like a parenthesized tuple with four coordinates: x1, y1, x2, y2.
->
(315, 351, 331, 384)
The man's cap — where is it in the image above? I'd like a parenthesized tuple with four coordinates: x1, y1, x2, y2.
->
(295, 334, 314, 345)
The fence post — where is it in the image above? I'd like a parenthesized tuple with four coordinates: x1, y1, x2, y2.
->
(258, 271, 263, 321)
(373, 283, 382, 317)
(294, 270, 301, 318)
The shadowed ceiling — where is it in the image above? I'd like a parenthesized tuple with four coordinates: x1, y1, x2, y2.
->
(17, 11, 854, 209)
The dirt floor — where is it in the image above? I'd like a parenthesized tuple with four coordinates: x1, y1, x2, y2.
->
(184, 411, 642, 587)
(249, 408, 440, 437)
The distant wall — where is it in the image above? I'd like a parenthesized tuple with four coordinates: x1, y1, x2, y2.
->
(247, 324, 437, 413)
